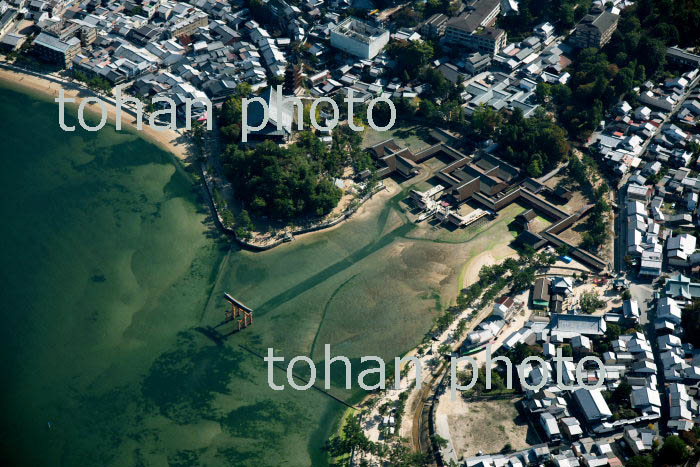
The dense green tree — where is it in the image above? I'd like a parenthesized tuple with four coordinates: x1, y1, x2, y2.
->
(392, 8, 422, 27)
(658, 435, 690, 465)
(625, 455, 653, 467)
(553, 0, 700, 139)
(419, 67, 452, 100)
(609, 380, 631, 406)
(510, 343, 541, 365)
(387, 40, 435, 80)
(497, 0, 591, 36)
(495, 109, 569, 171)
(535, 82, 551, 103)
(424, 0, 452, 16)
(512, 268, 536, 292)
(681, 300, 700, 347)
(218, 84, 251, 143)
(222, 140, 341, 220)
(527, 155, 544, 177)
(471, 105, 503, 139)
(580, 291, 605, 314)
(561, 344, 573, 358)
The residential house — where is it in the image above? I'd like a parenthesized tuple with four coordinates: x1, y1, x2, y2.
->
(573, 388, 613, 423)
(667, 233, 697, 267)
(532, 277, 550, 309)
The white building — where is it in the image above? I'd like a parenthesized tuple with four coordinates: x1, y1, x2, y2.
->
(667, 233, 697, 267)
(623, 299, 640, 322)
(330, 17, 389, 59)
(656, 297, 682, 324)
(540, 412, 561, 441)
(623, 427, 658, 455)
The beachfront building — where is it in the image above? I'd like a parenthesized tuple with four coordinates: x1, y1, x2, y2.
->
(0, 32, 25, 52)
(330, 17, 389, 59)
(32, 32, 81, 68)
(0, 7, 18, 40)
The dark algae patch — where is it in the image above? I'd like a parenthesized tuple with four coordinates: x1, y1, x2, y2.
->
(141, 331, 251, 423)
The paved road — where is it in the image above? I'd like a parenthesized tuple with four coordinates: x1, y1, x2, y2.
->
(629, 282, 654, 324)
(614, 185, 627, 273)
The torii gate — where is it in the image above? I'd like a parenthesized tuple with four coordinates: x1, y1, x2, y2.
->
(224, 293, 254, 331)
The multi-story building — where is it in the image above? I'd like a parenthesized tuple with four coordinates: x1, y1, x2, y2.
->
(445, 24, 507, 55)
(666, 46, 700, 68)
(419, 13, 448, 39)
(444, 0, 507, 55)
(171, 11, 208, 38)
(570, 9, 619, 48)
(330, 17, 389, 59)
(32, 31, 81, 68)
(464, 51, 491, 74)
(78, 24, 97, 46)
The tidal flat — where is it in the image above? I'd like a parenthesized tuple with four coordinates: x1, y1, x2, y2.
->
(0, 85, 525, 466)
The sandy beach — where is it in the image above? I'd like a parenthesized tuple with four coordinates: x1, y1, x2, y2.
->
(289, 178, 400, 242)
(0, 65, 191, 160)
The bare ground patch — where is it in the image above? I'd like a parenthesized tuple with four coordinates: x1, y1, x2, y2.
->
(442, 398, 538, 458)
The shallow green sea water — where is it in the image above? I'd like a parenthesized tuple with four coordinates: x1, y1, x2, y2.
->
(0, 86, 469, 466)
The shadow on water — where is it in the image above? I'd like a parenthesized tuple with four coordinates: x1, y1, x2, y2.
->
(238, 345, 358, 410)
(254, 200, 416, 316)
(193, 325, 226, 346)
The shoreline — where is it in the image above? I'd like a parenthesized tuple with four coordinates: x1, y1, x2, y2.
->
(0, 63, 191, 160)
(208, 178, 399, 251)
(278, 180, 399, 243)
(0, 61, 399, 252)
